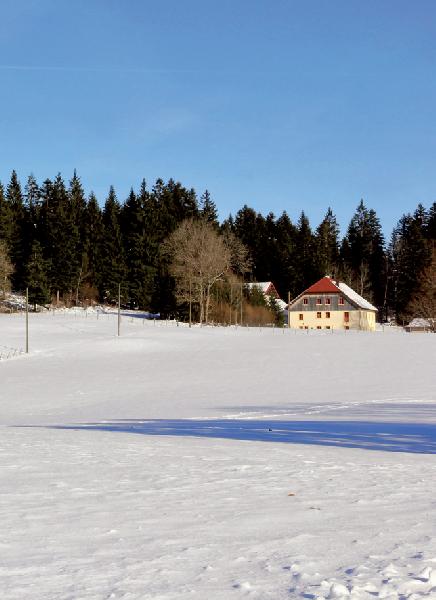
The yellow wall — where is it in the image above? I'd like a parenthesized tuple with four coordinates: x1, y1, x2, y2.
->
(288, 310, 376, 331)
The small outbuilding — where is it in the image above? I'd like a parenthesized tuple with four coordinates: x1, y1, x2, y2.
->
(287, 276, 378, 331)
(404, 318, 433, 333)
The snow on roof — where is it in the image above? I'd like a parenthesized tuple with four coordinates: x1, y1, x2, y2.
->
(337, 282, 377, 311)
(275, 298, 288, 310)
(246, 282, 273, 293)
(407, 318, 431, 328)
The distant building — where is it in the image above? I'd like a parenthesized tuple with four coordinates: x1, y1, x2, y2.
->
(287, 276, 377, 331)
(246, 282, 288, 310)
(404, 318, 433, 333)
(246, 281, 280, 299)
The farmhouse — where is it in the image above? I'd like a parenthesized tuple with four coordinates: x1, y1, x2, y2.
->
(288, 276, 377, 331)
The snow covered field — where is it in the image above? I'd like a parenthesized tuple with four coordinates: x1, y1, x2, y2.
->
(1, 312, 435, 599)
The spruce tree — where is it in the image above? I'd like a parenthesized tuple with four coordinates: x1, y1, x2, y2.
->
(48, 174, 81, 300)
(295, 211, 318, 291)
(100, 187, 127, 303)
(82, 192, 104, 299)
(25, 240, 51, 308)
(200, 190, 218, 227)
(4, 171, 27, 290)
(426, 202, 436, 242)
(390, 205, 432, 321)
(315, 208, 340, 279)
(0, 181, 9, 243)
(274, 212, 298, 298)
(121, 186, 151, 308)
(341, 200, 386, 308)
(68, 170, 87, 262)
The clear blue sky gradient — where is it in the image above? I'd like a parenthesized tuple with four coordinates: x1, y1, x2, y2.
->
(1, 0, 436, 236)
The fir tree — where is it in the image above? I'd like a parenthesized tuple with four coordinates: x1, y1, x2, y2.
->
(390, 205, 432, 320)
(426, 202, 436, 242)
(121, 186, 152, 308)
(341, 200, 386, 308)
(275, 211, 298, 297)
(315, 208, 340, 279)
(295, 211, 318, 291)
(0, 181, 9, 243)
(49, 174, 81, 299)
(200, 190, 218, 226)
(25, 240, 51, 308)
(68, 170, 87, 261)
(100, 187, 127, 303)
(5, 171, 27, 290)
(82, 192, 103, 298)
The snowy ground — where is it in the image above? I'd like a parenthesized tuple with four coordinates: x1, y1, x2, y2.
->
(1, 311, 435, 599)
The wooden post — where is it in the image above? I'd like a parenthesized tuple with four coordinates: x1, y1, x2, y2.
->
(229, 285, 232, 326)
(189, 279, 192, 328)
(25, 287, 29, 354)
(117, 283, 121, 337)
(240, 282, 243, 326)
(287, 291, 291, 329)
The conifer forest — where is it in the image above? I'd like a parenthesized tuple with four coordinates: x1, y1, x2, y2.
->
(0, 169, 435, 322)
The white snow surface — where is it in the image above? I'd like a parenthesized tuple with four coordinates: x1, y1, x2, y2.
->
(1, 311, 436, 599)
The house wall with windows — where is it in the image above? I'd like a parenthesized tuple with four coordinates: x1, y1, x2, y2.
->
(288, 306, 376, 331)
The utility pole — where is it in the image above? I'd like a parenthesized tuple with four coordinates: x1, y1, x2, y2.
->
(117, 283, 121, 337)
(25, 287, 29, 353)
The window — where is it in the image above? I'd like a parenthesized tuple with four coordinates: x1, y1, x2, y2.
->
(303, 298, 308, 305)
(316, 298, 322, 305)
(317, 312, 322, 318)
(339, 297, 344, 305)
(344, 312, 349, 323)
(317, 326, 322, 329)
(345, 325, 350, 330)
(325, 326, 331, 330)
(326, 298, 331, 305)
(299, 326, 304, 329)
(326, 312, 330, 319)
(304, 326, 309, 330)
(299, 314, 303, 321)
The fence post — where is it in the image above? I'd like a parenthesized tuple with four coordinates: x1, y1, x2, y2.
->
(25, 287, 29, 354)
(117, 283, 121, 337)
(189, 279, 192, 328)
(287, 291, 291, 329)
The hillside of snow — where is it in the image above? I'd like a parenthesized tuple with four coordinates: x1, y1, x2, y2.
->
(1, 312, 435, 599)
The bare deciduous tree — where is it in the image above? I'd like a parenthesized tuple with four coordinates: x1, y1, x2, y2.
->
(0, 241, 14, 299)
(222, 229, 251, 276)
(163, 219, 247, 324)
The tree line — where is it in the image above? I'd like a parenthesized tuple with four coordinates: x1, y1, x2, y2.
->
(0, 169, 435, 322)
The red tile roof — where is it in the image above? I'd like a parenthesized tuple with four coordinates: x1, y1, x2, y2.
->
(304, 276, 340, 294)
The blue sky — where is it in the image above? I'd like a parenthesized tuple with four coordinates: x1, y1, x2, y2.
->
(1, 1, 436, 235)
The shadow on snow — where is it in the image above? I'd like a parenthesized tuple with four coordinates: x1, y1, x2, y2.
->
(36, 419, 436, 454)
